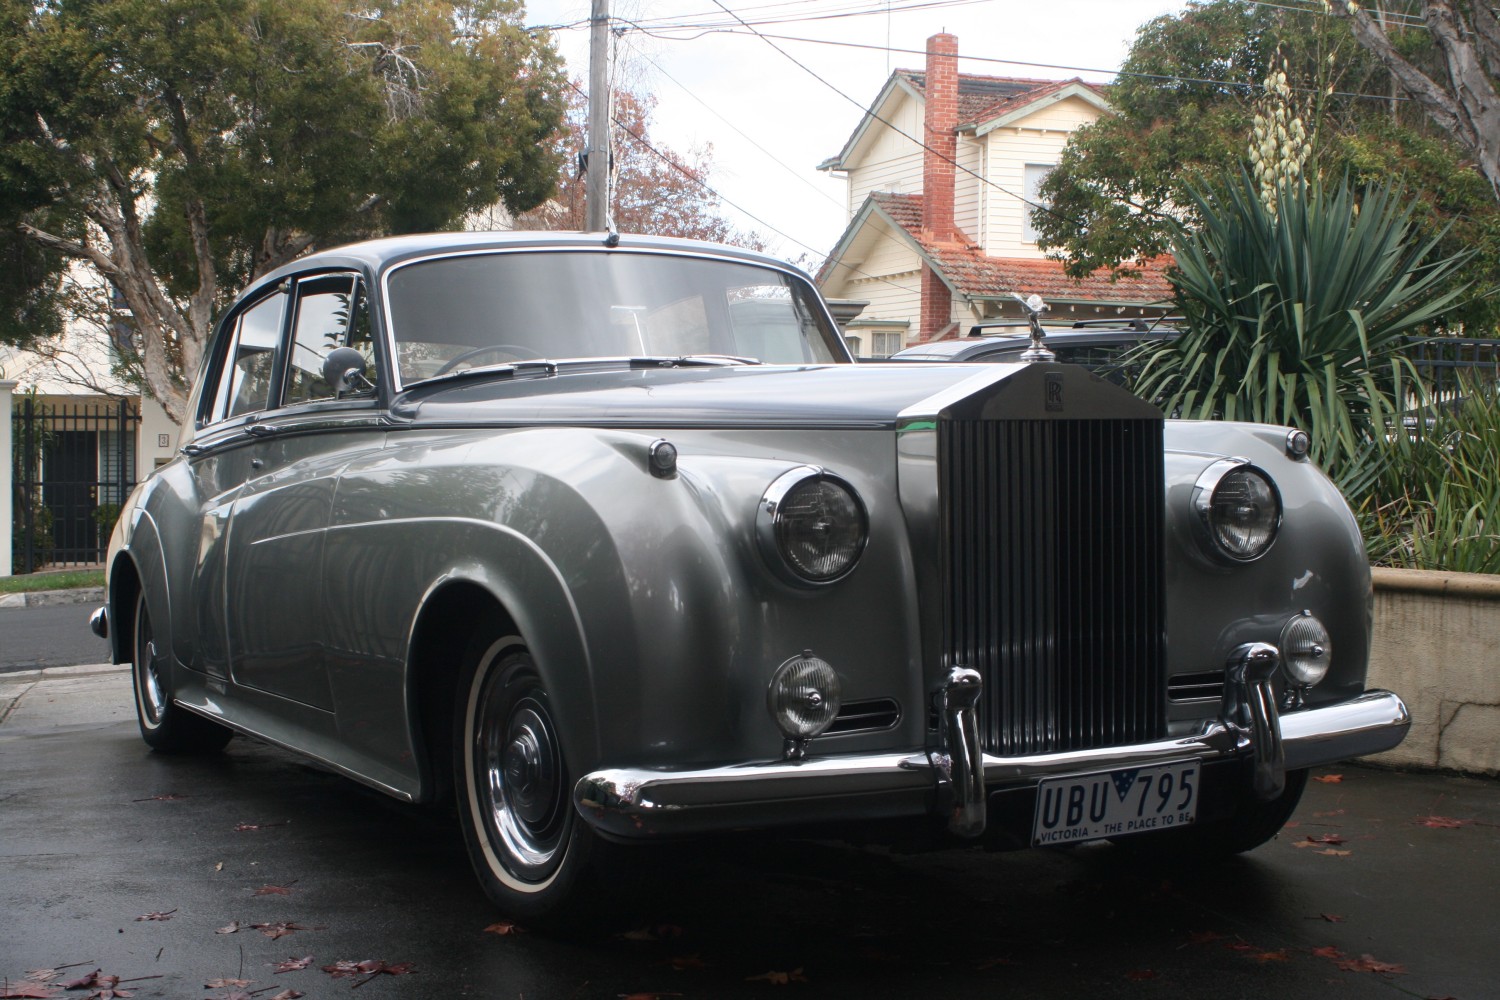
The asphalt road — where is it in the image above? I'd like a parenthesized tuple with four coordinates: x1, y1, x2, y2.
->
(2, 669, 1497, 1000)
(0, 602, 110, 673)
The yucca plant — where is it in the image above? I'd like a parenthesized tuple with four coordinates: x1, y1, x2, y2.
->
(1132, 169, 1472, 486)
(1364, 379, 1500, 574)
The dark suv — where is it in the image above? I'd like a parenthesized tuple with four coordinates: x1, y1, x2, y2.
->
(887, 319, 1182, 386)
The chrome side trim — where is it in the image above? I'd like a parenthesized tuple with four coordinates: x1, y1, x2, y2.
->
(572, 689, 1410, 840)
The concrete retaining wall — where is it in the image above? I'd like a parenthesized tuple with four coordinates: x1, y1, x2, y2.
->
(1367, 567, 1500, 776)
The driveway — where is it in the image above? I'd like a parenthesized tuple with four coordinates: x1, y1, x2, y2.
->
(2, 667, 1496, 999)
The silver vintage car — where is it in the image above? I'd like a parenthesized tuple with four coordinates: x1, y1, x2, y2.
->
(93, 232, 1409, 920)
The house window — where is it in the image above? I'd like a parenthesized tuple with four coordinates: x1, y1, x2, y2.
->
(1023, 163, 1054, 243)
(872, 330, 903, 357)
(844, 335, 862, 357)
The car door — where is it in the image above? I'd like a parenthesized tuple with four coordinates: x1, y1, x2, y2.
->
(182, 288, 290, 682)
(223, 271, 385, 712)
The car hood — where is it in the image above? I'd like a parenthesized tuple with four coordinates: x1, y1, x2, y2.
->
(391, 361, 1054, 429)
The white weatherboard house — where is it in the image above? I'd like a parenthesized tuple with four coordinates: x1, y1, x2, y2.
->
(817, 33, 1173, 357)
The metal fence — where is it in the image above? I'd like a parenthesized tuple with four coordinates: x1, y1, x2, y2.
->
(11, 397, 139, 573)
(1408, 336, 1500, 402)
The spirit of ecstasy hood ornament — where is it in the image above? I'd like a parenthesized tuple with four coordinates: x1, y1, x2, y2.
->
(1013, 293, 1054, 363)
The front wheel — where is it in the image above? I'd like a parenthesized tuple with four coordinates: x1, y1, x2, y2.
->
(455, 638, 596, 922)
(131, 591, 232, 753)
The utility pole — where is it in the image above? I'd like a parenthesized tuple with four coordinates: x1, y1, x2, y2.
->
(586, 0, 611, 232)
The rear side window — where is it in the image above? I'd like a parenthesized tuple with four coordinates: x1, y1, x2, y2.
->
(208, 293, 286, 423)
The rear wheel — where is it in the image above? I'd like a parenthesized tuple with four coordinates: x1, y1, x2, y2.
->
(455, 637, 595, 922)
(131, 591, 232, 753)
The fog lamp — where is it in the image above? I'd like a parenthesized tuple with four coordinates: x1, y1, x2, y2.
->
(767, 651, 841, 758)
(1280, 611, 1331, 687)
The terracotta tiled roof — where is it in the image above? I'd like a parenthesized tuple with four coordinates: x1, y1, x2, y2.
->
(897, 71, 1106, 129)
(869, 192, 1174, 305)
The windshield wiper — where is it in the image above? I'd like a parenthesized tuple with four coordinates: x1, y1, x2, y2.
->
(625, 355, 761, 368)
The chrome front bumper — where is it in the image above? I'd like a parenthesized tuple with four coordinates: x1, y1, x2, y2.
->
(574, 645, 1410, 841)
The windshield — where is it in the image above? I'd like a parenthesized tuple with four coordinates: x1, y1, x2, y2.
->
(385, 250, 845, 386)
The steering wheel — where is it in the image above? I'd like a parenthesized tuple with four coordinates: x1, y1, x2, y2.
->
(432, 344, 545, 377)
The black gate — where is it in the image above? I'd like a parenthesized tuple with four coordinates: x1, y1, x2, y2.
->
(11, 397, 140, 572)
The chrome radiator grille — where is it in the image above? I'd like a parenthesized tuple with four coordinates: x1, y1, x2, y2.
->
(940, 417, 1166, 756)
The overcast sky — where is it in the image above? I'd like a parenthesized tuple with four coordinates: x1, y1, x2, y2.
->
(519, 0, 1191, 265)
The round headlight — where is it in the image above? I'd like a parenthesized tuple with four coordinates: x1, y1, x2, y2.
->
(757, 467, 868, 585)
(1192, 460, 1281, 563)
(767, 652, 841, 741)
(1281, 612, 1331, 687)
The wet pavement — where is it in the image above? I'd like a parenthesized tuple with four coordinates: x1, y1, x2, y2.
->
(2, 667, 1497, 999)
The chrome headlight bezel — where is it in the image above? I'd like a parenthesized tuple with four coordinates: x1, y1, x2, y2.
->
(1191, 459, 1282, 564)
(756, 466, 869, 586)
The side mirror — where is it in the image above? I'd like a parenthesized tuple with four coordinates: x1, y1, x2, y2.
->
(322, 347, 372, 397)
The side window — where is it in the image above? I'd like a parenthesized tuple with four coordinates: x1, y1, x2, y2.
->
(209, 292, 286, 423)
(284, 273, 370, 406)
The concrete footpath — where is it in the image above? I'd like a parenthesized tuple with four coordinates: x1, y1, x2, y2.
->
(0, 662, 132, 730)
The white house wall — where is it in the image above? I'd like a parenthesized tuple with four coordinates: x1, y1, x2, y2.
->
(981, 96, 1103, 258)
(954, 135, 983, 244)
(844, 95, 925, 213)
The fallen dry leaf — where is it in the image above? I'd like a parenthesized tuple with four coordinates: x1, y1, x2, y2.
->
(1311, 946, 1345, 960)
(233, 821, 288, 832)
(482, 922, 524, 936)
(0, 984, 60, 999)
(1317, 848, 1353, 856)
(266, 992, 304, 1000)
(215, 922, 241, 935)
(203, 979, 252, 989)
(745, 969, 807, 985)
(1416, 815, 1470, 829)
(214, 863, 224, 872)
(1337, 953, 1407, 976)
(1251, 950, 1290, 963)
(253, 885, 296, 896)
(270, 957, 314, 974)
(619, 924, 685, 943)
(1312, 774, 1344, 784)
(321, 960, 415, 982)
(1315, 913, 1345, 923)
(134, 910, 176, 922)
(251, 922, 311, 940)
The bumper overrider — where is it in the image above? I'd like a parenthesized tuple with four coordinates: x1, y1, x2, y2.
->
(574, 643, 1410, 841)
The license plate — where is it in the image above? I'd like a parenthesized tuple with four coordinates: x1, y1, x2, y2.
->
(1032, 761, 1199, 846)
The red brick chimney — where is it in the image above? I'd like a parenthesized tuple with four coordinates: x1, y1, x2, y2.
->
(919, 32, 958, 342)
(921, 32, 958, 244)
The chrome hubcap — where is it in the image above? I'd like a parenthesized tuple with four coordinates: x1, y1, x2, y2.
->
(476, 677, 566, 881)
(136, 605, 167, 725)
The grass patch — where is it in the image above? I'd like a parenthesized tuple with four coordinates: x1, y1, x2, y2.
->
(0, 569, 105, 594)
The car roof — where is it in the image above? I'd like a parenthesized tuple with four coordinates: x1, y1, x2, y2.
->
(254, 230, 806, 287)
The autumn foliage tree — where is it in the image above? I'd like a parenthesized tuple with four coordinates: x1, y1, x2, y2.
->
(0, 0, 565, 423)
(507, 83, 766, 250)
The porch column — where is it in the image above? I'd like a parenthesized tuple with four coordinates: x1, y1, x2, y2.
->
(0, 379, 16, 577)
